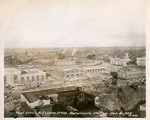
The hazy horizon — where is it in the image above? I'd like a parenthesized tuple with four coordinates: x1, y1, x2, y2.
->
(1, 0, 146, 48)
(4, 44, 146, 48)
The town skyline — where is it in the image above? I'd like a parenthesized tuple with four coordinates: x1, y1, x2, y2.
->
(4, 46, 146, 118)
(2, 0, 147, 118)
(4, 45, 146, 49)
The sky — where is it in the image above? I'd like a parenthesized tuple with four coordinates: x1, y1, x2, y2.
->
(1, 0, 146, 48)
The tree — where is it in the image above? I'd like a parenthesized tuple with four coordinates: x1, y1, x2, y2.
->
(58, 53, 65, 60)
(86, 54, 96, 60)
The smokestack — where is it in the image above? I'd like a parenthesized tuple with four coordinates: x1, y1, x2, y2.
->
(63, 48, 67, 54)
(72, 48, 77, 56)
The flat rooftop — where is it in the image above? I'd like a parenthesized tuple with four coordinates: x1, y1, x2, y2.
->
(4, 68, 21, 74)
(21, 68, 45, 74)
(56, 66, 84, 71)
(83, 64, 107, 70)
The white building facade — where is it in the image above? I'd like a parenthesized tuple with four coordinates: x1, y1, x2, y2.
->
(21, 69, 46, 86)
(4, 68, 21, 86)
(4, 68, 46, 87)
(110, 53, 131, 66)
(51, 68, 86, 81)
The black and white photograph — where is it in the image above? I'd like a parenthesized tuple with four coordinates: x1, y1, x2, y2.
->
(0, 0, 149, 119)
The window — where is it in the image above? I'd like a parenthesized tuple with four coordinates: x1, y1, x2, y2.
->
(27, 77, 29, 81)
(21, 77, 24, 83)
(80, 73, 83, 77)
(42, 75, 44, 80)
(32, 76, 34, 82)
(37, 76, 39, 80)
(14, 75, 18, 80)
(76, 74, 79, 77)
(71, 74, 74, 77)
(14, 75, 18, 83)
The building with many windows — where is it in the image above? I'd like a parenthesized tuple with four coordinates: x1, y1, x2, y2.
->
(51, 63, 109, 81)
(84, 65, 108, 74)
(4, 68, 21, 86)
(21, 68, 46, 86)
(51, 67, 86, 81)
(110, 53, 131, 66)
(4, 68, 46, 87)
(83, 65, 109, 79)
